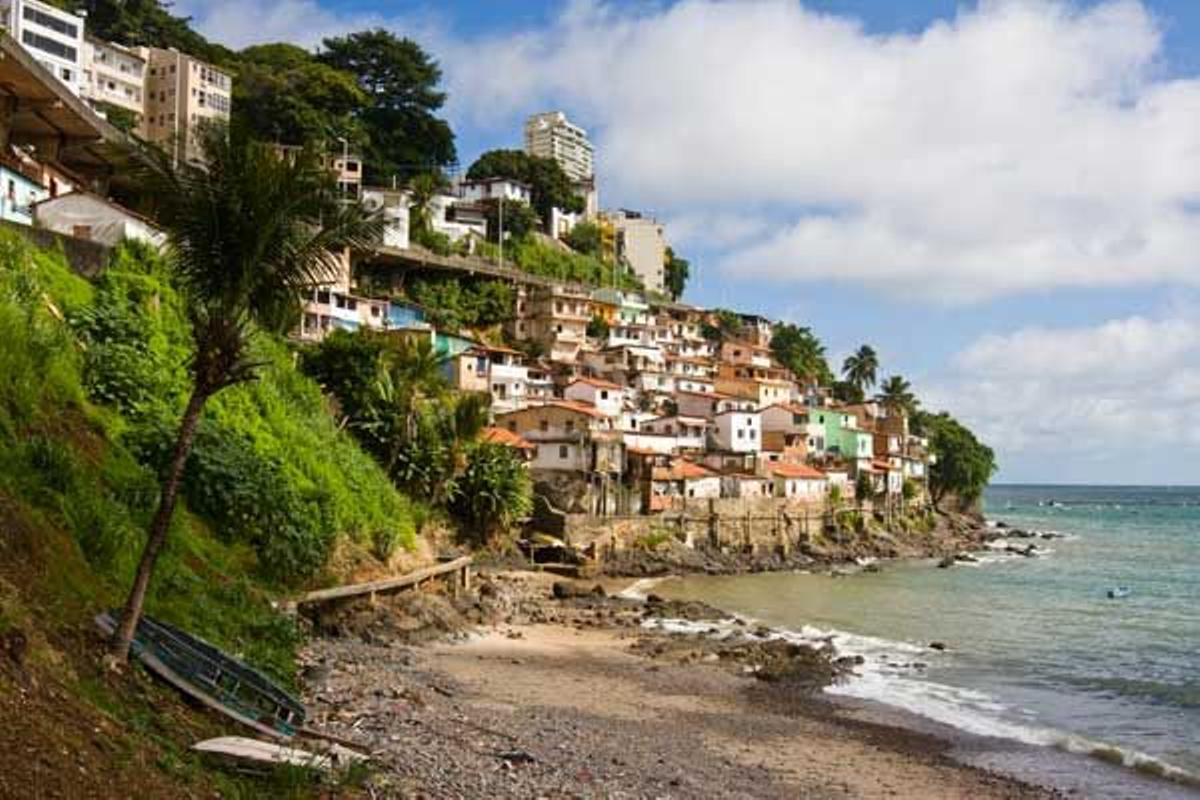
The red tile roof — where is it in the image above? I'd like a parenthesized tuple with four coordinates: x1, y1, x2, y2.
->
(481, 427, 535, 450)
(768, 462, 827, 479)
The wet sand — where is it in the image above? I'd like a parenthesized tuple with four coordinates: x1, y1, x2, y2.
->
(301, 571, 1058, 798)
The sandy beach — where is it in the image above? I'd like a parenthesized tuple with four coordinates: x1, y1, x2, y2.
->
(300, 570, 1057, 798)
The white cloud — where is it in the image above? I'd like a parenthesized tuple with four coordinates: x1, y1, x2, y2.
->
(436, 0, 1200, 302)
(925, 314, 1200, 479)
(183, 0, 1200, 303)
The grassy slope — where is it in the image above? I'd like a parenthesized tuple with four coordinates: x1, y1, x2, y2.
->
(0, 233, 412, 797)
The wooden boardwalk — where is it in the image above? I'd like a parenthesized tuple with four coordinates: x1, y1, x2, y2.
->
(297, 556, 473, 608)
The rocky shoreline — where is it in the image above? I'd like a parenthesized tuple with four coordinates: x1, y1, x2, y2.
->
(298, 568, 1060, 798)
(592, 509, 1048, 579)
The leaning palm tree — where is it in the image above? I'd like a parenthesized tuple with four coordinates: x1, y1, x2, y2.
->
(406, 172, 445, 236)
(109, 127, 381, 662)
(878, 374, 919, 416)
(842, 344, 879, 396)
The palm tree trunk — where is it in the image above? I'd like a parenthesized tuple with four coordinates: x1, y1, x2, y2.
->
(110, 385, 209, 662)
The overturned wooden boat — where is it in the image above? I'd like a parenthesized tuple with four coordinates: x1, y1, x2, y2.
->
(95, 611, 305, 739)
(193, 736, 368, 773)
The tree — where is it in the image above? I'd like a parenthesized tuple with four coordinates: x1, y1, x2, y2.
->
(483, 199, 539, 244)
(406, 172, 447, 236)
(586, 314, 610, 340)
(109, 127, 380, 662)
(234, 44, 368, 147)
(66, 0, 234, 65)
(466, 149, 584, 225)
(451, 443, 534, 543)
(664, 247, 690, 301)
(299, 329, 391, 424)
(770, 323, 833, 385)
(915, 411, 997, 508)
(357, 337, 448, 464)
(832, 381, 865, 404)
(878, 375, 919, 417)
(701, 309, 742, 341)
(564, 221, 602, 256)
(319, 30, 456, 182)
(842, 345, 879, 396)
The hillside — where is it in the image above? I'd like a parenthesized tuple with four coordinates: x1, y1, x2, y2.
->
(0, 232, 416, 797)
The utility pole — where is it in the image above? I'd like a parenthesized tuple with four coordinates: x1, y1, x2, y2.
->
(497, 194, 504, 267)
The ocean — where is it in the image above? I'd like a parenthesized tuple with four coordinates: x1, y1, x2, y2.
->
(655, 484, 1200, 798)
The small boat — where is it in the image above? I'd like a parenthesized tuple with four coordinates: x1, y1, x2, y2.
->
(1107, 587, 1131, 599)
(96, 611, 305, 739)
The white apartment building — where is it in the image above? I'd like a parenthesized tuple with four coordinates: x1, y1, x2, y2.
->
(82, 36, 145, 118)
(0, 0, 87, 95)
(524, 110, 594, 182)
(607, 209, 667, 295)
(139, 47, 232, 164)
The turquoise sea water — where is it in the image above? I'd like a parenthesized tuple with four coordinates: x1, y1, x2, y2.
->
(657, 485, 1200, 797)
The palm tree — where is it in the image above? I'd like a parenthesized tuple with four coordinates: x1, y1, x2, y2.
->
(358, 336, 448, 465)
(109, 127, 381, 662)
(407, 172, 444, 236)
(878, 375, 919, 416)
(842, 345, 879, 396)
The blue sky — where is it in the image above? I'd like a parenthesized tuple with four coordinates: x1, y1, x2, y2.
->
(184, 1, 1200, 484)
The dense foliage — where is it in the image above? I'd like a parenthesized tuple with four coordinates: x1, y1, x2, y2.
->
(564, 221, 602, 256)
(403, 276, 516, 331)
(770, 323, 833, 384)
(664, 246, 690, 300)
(319, 30, 457, 181)
(510, 238, 641, 290)
(0, 233, 414, 684)
(914, 411, 997, 508)
(301, 332, 534, 542)
(70, 243, 416, 578)
(466, 149, 585, 225)
(233, 44, 368, 147)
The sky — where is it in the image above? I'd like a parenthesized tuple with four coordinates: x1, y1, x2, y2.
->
(175, 0, 1200, 485)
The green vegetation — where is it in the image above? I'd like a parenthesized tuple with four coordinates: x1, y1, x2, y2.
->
(233, 43, 369, 147)
(466, 149, 585, 224)
(587, 314, 611, 339)
(879, 375, 919, 416)
(403, 275, 516, 331)
(842, 344, 879, 396)
(319, 30, 457, 181)
(108, 127, 384, 661)
(0, 230, 415, 686)
(664, 246, 690, 300)
(564, 220, 602, 255)
(770, 322, 833, 385)
(301, 333, 533, 544)
(485, 199, 541, 243)
(914, 411, 997, 509)
(508, 237, 642, 290)
(701, 308, 742, 341)
(451, 443, 534, 544)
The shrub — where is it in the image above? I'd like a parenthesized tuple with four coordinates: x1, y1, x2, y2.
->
(451, 444, 533, 544)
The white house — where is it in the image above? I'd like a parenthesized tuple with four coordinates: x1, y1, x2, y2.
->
(640, 415, 707, 450)
(33, 192, 164, 248)
(459, 177, 532, 205)
(0, 159, 47, 225)
(768, 462, 828, 502)
(362, 188, 410, 250)
(712, 409, 761, 453)
(675, 390, 756, 421)
(484, 345, 530, 413)
(564, 377, 624, 417)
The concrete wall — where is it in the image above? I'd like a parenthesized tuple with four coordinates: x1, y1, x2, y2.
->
(0, 219, 109, 276)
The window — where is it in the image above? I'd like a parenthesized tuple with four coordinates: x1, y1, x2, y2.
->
(558, 445, 569, 459)
(539, 420, 549, 432)
(507, 421, 517, 432)
(565, 420, 575, 433)
(22, 31, 76, 62)
(737, 430, 745, 439)
(599, 390, 608, 400)
(23, 6, 78, 38)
